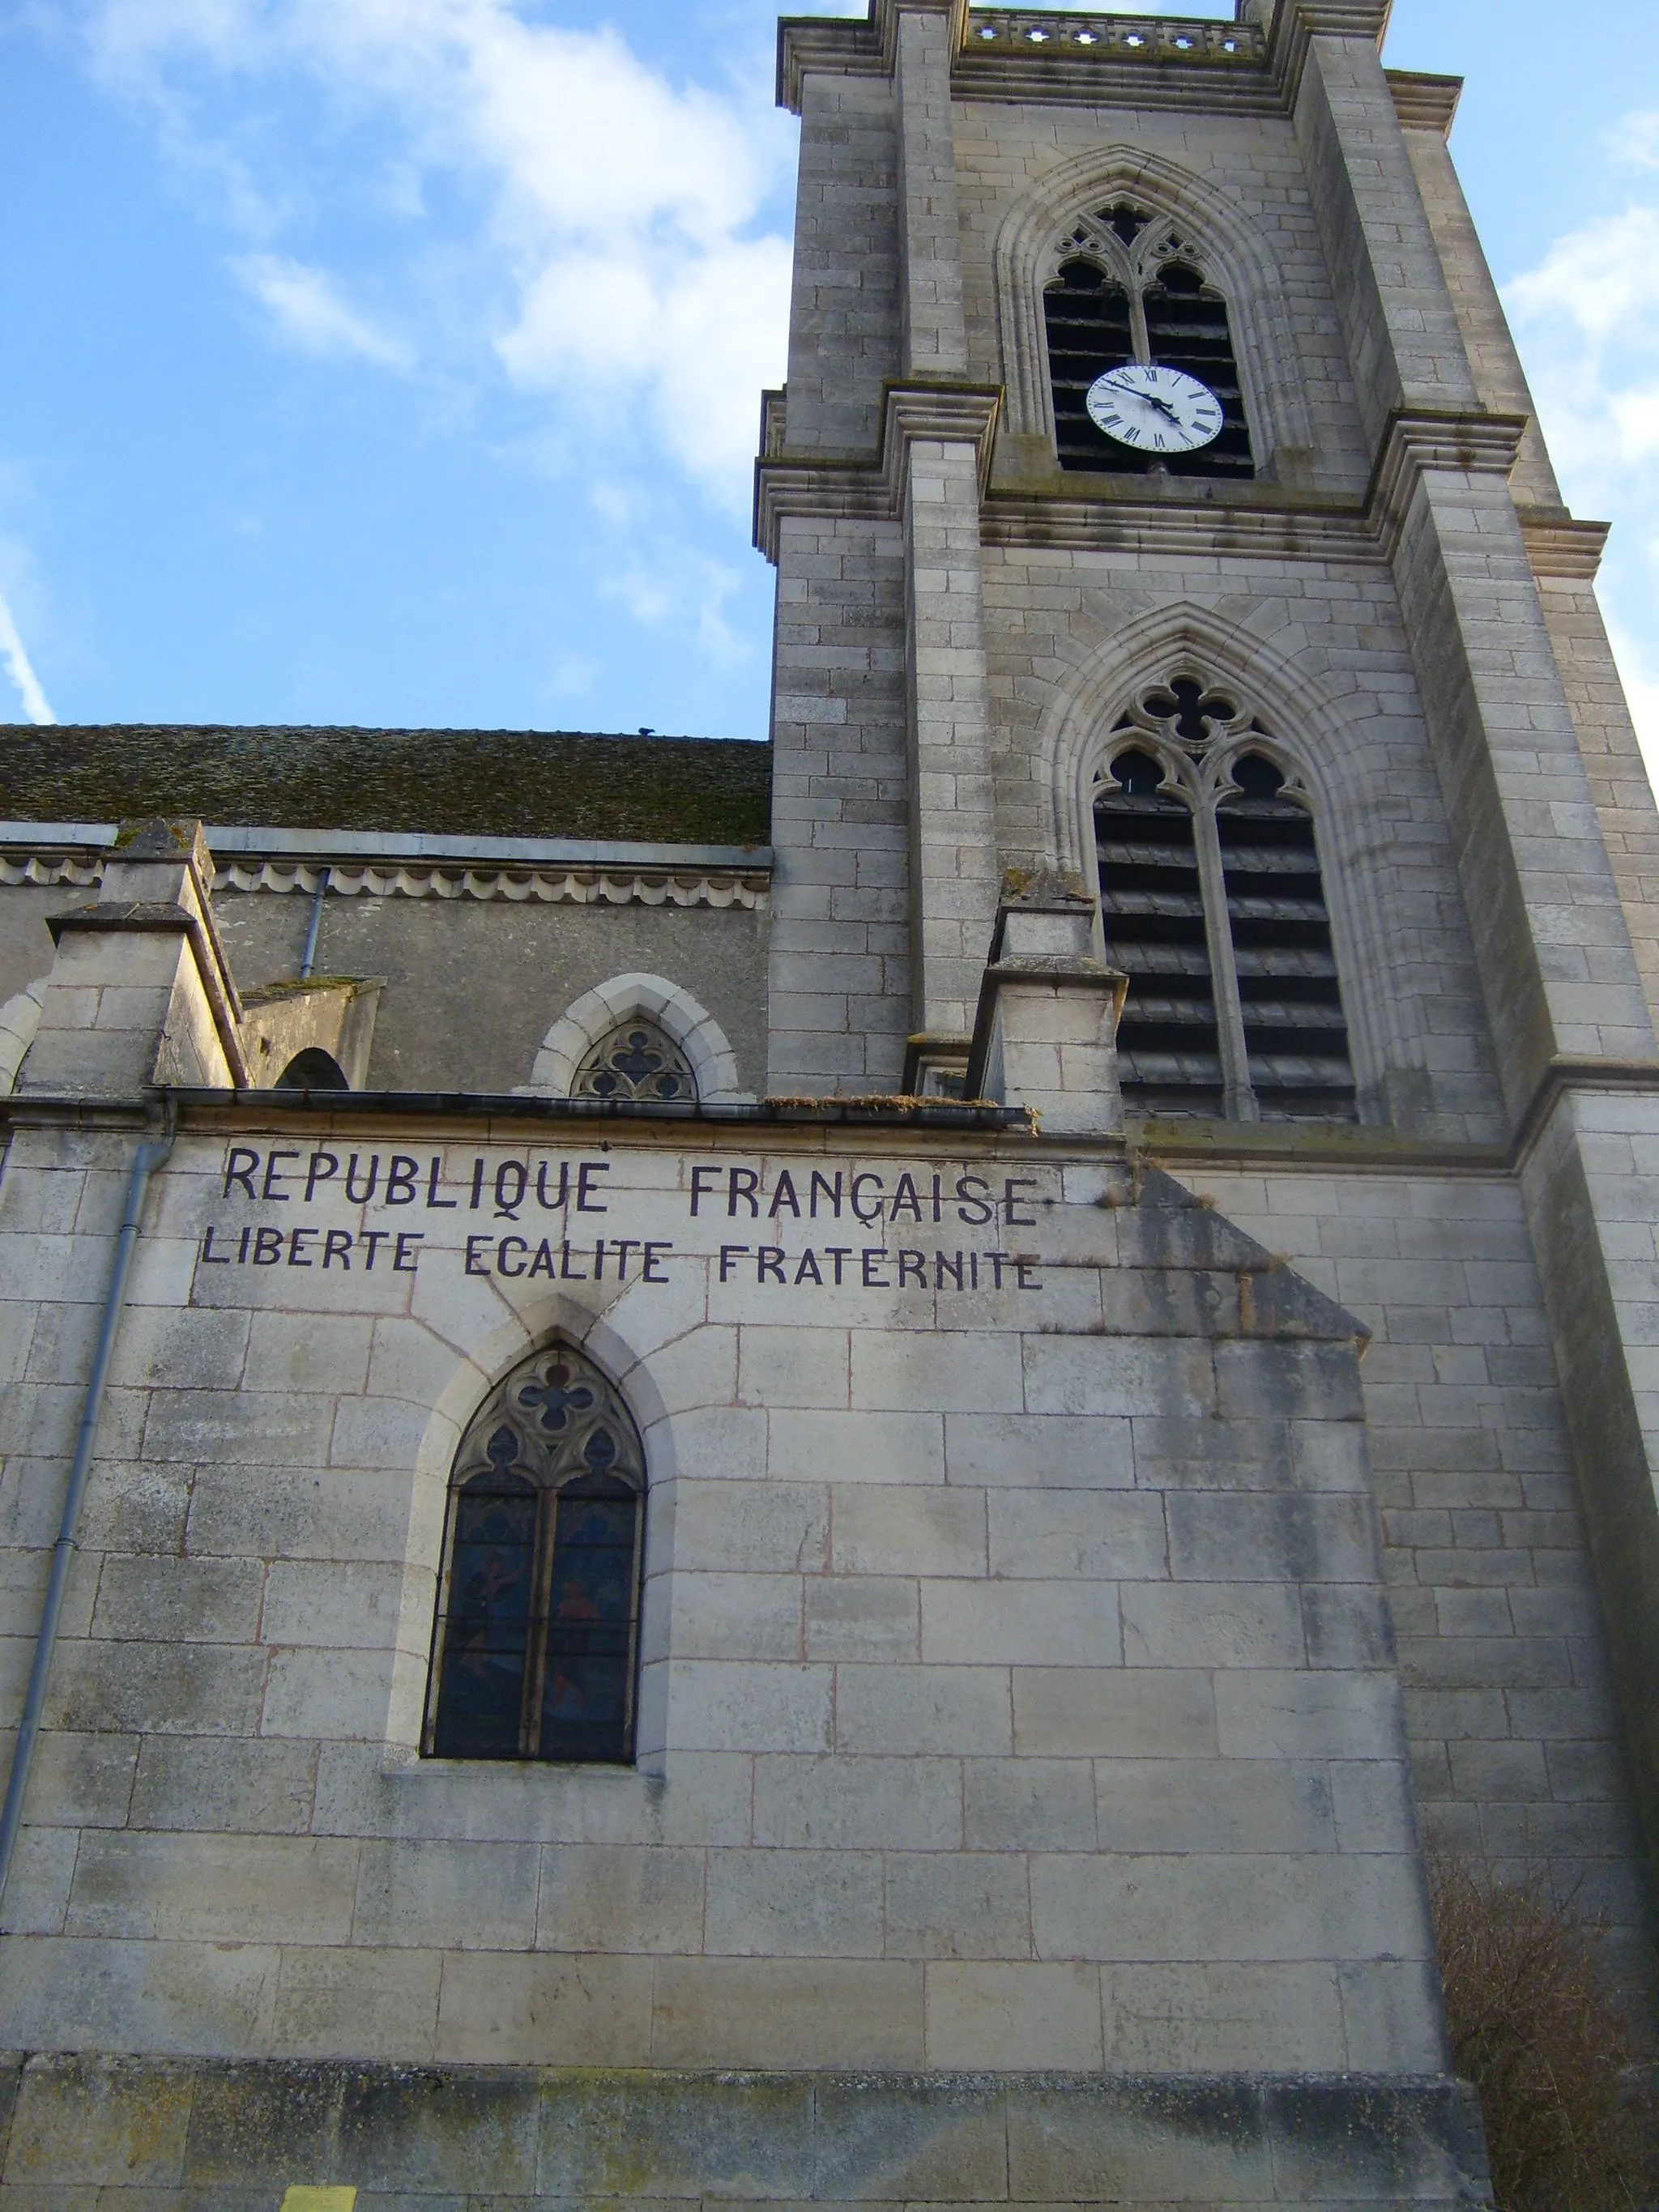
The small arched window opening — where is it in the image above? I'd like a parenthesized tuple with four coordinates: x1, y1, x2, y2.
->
(426, 1343, 646, 1764)
(1043, 209, 1254, 481)
(1094, 680, 1354, 1122)
(573, 1020, 697, 1104)
(275, 1047, 348, 1091)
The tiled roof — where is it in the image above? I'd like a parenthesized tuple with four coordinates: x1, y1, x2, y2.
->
(0, 725, 772, 846)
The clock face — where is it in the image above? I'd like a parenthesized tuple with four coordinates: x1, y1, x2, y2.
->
(1085, 364, 1226, 455)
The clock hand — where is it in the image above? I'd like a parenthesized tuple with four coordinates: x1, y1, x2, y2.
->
(1140, 391, 1182, 423)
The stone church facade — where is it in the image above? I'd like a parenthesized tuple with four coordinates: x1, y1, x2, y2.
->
(0, 1, 1653, 2203)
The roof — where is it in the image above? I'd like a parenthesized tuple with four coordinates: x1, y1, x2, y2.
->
(0, 725, 772, 847)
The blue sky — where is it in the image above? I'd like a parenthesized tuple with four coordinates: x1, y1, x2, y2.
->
(0, 0, 1656, 765)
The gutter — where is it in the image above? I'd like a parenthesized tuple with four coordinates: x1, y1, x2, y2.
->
(0, 1102, 177, 1916)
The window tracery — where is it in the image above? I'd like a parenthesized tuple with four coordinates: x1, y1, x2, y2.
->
(572, 1019, 697, 1104)
(1043, 206, 1253, 479)
(426, 1342, 646, 1765)
(1094, 676, 1354, 1121)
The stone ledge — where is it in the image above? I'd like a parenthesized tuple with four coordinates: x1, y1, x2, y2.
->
(0, 2056, 1493, 2208)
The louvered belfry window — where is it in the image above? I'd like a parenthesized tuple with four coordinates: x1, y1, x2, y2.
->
(427, 1344, 646, 1764)
(1042, 202, 1253, 480)
(1094, 678, 1355, 1122)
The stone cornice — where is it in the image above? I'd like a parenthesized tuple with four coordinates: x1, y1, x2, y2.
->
(1260, 0, 1391, 109)
(760, 408, 1610, 581)
(0, 824, 772, 913)
(1366, 407, 1529, 558)
(778, 3, 1273, 116)
(1517, 513, 1610, 582)
(754, 383, 1001, 561)
(1386, 68, 1463, 139)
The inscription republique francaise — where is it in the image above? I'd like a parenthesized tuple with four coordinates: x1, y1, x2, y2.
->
(199, 1144, 1049, 1294)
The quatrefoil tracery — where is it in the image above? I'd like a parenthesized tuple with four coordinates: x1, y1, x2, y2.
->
(1098, 676, 1312, 810)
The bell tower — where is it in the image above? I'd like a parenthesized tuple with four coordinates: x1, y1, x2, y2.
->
(760, 0, 1659, 2056)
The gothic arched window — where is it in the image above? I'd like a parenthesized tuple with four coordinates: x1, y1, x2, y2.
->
(572, 1019, 697, 1103)
(1094, 677, 1354, 1121)
(426, 1343, 646, 1764)
(1043, 204, 1253, 479)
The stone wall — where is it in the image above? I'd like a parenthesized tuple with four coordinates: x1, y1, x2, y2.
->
(0, 1122, 1447, 2088)
(1168, 1155, 1656, 1994)
(0, 2054, 1491, 2210)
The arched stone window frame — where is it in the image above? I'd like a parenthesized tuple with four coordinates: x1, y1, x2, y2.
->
(1092, 678, 1356, 1122)
(524, 974, 753, 1104)
(0, 976, 47, 1094)
(993, 145, 1315, 476)
(1039, 610, 1406, 1115)
(423, 1336, 650, 1767)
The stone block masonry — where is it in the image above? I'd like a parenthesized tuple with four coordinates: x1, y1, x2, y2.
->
(0, 1121, 1451, 2099)
(0, 2055, 1491, 2208)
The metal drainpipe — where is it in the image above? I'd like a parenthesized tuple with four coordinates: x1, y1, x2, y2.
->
(0, 1102, 177, 1914)
(299, 867, 329, 982)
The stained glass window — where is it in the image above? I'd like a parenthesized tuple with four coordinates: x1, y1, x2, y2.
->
(572, 1020, 697, 1103)
(427, 1344, 646, 1763)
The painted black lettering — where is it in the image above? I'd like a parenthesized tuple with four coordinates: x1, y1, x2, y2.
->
(642, 1242, 672, 1283)
(469, 1157, 486, 1210)
(494, 1161, 527, 1220)
(386, 1156, 419, 1205)
(727, 1166, 760, 1218)
(757, 1247, 786, 1283)
(1003, 1178, 1038, 1226)
(262, 1149, 300, 1201)
(535, 1160, 569, 1212)
(576, 1161, 610, 1213)
(561, 1241, 587, 1281)
(861, 1248, 889, 1287)
(201, 1226, 231, 1264)
(1014, 1257, 1042, 1290)
(794, 1249, 822, 1285)
(889, 1174, 923, 1223)
(769, 1171, 800, 1219)
(851, 1174, 885, 1225)
(955, 1174, 995, 1226)
(898, 1249, 925, 1285)
(252, 1225, 283, 1265)
(325, 1230, 354, 1271)
(362, 1230, 388, 1271)
(936, 1251, 964, 1289)
(690, 1165, 719, 1217)
(823, 1246, 851, 1285)
(983, 1251, 1007, 1287)
(427, 1156, 457, 1209)
(345, 1153, 380, 1204)
(719, 1244, 750, 1281)
(305, 1151, 339, 1201)
(223, 1147, 259, 1200)
(528, 1239, 557, 1278)
(809, 1170, 842, 1219)
(394, 1232, 423, 1274)
(497, 1237, 528, 1277)
(288, 1227, 317, 1268)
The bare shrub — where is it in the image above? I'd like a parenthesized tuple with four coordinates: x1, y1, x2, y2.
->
(1427, 1848, 1657, 2210)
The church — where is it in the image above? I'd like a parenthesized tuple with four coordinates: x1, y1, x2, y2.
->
(0, 1, 1653, 2203)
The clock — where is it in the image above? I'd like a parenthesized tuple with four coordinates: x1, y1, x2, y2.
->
(1085, 364, 1226, 455)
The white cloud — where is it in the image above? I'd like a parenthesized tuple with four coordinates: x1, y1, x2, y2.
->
(83, 0, 795, 505)
(1507, 164, 1659, 802)
(232, 252, 412, 367)
(0, 590, 57, 726)
(1608, 109, 1659, 172)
